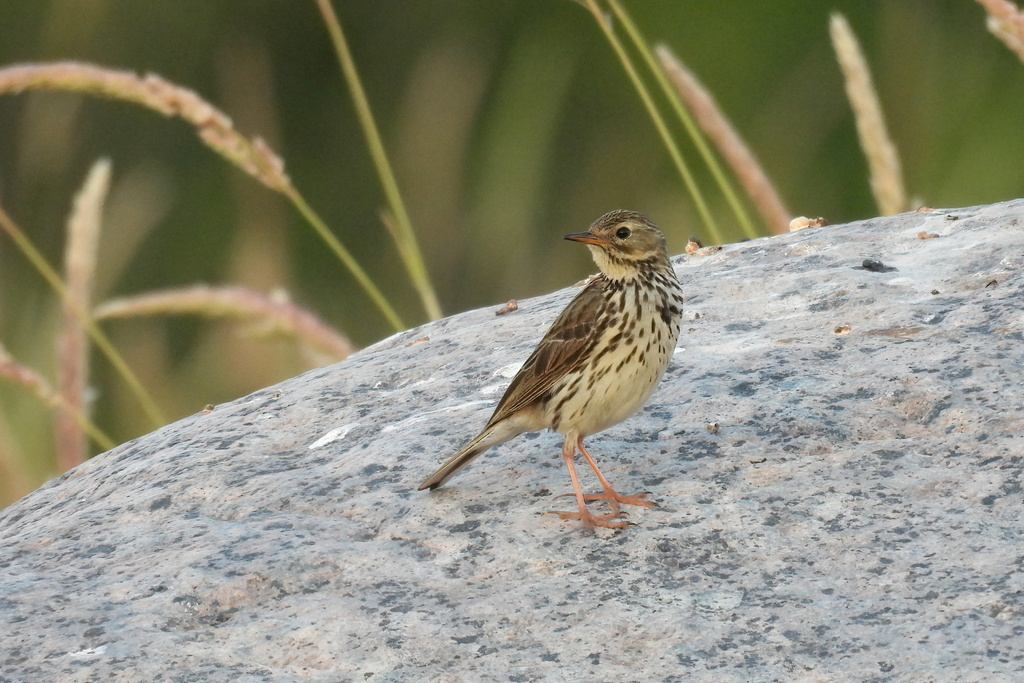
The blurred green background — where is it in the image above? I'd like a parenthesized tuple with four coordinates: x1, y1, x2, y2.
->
(1, 1, 1022, 506)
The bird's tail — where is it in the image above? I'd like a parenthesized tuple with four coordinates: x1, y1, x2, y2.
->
(418, 420, 520, 490)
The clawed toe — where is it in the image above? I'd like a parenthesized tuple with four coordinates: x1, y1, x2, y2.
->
(548, 508, 632, 530)
(556, 436, 660, 532)
(581, 490, 658, 510)
(548, 486, 656, 531)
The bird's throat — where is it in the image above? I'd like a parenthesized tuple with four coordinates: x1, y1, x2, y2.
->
(588, 245, 641, 281)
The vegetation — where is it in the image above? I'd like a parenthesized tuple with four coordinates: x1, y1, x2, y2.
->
(1, 1, 1022, 507)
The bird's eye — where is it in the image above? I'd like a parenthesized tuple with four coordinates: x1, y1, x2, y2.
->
(615, 226, 631, 239)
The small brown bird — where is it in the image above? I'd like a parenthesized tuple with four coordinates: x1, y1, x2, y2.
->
(419, 210, 684, 531)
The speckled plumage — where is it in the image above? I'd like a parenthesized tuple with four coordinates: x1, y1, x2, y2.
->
(419, 210, 684, 531)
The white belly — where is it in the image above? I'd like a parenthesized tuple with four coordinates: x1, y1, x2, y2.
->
(547, 293, 680, 437)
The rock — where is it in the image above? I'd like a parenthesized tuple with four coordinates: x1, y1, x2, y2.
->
(2, 200, 1023, 681)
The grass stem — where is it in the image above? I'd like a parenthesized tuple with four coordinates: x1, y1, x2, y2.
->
(583, 0, 722, 244)
(608, 1, 761, 239)
(0, 62, 405, 331)
(316, 0, 442, 321)
(0, 204, 166, 430)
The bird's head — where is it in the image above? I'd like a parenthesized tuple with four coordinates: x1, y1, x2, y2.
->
(564, 210, 669, 280)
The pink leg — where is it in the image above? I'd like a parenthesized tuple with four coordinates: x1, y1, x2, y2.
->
(551, 434, 629, 531)
(576, 436, 657, 513)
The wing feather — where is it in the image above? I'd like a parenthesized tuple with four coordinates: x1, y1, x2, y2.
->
(484, 276, 608, 427)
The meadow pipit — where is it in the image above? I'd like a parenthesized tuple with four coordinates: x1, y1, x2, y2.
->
(419, 210, 684, 531)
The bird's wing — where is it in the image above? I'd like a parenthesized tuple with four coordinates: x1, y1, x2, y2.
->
(486, 276, 608, 426)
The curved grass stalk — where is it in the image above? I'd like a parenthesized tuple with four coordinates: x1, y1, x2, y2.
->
(582, 0, 722, 244)
(95, 285, 356, 361)
(316, 0, 442, 321)
(0, 62, 404, 331)
(607, 0, 761, 240)
(0, 344, 116, 451)
(282, 186, 404, 330)
(0, 205, 166, 430)
(975, 0, 1024, 62)
(656, 45, 792, 235)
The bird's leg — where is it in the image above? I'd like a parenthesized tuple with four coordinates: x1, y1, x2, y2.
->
(576, 436, 657, 513)
(550, 434, 629, 531)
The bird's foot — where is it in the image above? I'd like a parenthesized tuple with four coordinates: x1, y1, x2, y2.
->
(581, 489, 657, 514)
(550, 507, 631, 531)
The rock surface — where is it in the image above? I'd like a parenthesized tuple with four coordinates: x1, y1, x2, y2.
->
(2, 200, 1024, 681)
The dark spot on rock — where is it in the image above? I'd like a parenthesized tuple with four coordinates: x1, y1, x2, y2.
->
(149, 496, 172, 511)
(724, 321, 763, 332)
(857, 259, 897, 273)
(730, 381, 757, 397)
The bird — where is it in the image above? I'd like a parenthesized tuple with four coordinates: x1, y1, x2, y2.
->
(418, 209, 684, 531)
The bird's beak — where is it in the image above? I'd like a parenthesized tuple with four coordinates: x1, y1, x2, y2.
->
(564, 231, 607, 246)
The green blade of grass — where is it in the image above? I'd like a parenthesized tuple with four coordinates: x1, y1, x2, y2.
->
(655, 46, 793, 235)
(0, 204, 166, 430)
(0, 344, 116, 452)
(0, 63, 405, 332)
(283, 187, 405, 330)
(316, 0, 442, 321)
(583, 0, 722, 244)
(607, 0, 760, 240)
